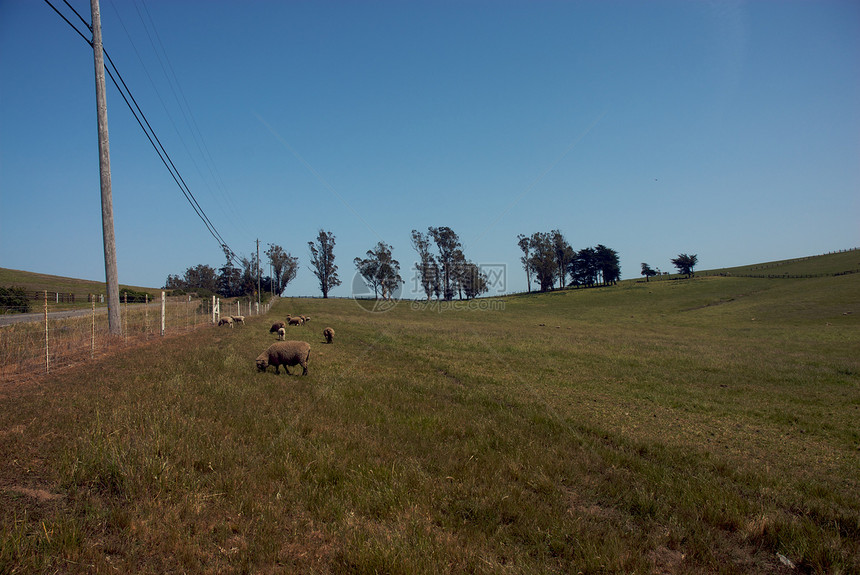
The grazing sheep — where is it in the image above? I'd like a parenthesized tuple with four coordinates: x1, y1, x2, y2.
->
(288, 316, 303, 326)
(218, 317, 234, 328)
(270, 321, 286, 334)
(256, 341, 310, 375)
(323, 327, 334, 344)
(231, 315, 245, 325)
(277, 327, 286, 341)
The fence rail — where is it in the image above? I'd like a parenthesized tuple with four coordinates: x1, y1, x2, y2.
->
(0, 292, 276, 383)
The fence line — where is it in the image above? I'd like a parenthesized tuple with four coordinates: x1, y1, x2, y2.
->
(1, 292, 277, 383)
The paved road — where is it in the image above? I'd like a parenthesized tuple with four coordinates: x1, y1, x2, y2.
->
(0, 307, 110, 327)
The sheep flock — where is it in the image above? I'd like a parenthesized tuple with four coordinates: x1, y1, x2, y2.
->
(217, 310, 334, 375)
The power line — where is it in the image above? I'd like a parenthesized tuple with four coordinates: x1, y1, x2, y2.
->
(43, 0, 242, 267)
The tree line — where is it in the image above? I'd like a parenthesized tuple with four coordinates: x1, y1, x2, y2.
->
(165, 226, 698, 299)
(517, 230, 621, 292)
(164, 227, 490, 301)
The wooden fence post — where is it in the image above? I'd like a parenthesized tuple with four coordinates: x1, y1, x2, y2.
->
(161, 291, 166, 336)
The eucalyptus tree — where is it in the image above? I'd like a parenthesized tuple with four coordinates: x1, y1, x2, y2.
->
(517, 234, 532, 293)
(266, 243, 298, 295)
(354, 242, 403, 300)
(217, 248, 242, 298)
(429, 226, 462, 301)
(308, 230, 341, 298)
(411, 229, 439, 300)
(461, 261, 489, 299)
(551, 229, 575, 289)
(527, 232, 558, 292)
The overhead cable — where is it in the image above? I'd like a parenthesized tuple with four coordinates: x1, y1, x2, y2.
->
(43, 0, 241, 266)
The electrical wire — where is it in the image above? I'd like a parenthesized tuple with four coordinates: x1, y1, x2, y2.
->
(43, 0, 242, 267)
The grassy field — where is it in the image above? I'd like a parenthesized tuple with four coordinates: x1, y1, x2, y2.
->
(1, 259, 858, 573)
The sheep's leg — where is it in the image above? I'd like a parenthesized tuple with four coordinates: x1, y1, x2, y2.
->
(301, 350, 310, 375)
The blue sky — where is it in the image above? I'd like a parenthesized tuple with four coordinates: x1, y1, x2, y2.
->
(1, 0, 858, 298)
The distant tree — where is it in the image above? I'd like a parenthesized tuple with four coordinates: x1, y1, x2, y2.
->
(671, 253, 698, 278)
(266, 243, 298, 295)
(460, 261, 489, 299)
(354, 242, 403, 300)
(527, 232, 558, 292)
(164, 274, 183, 290)
(164, 264, 218, 293)
(185, 264, 218, 292)
(237, 255, 257, 297)
(595, 244, 621, 285)
(517, 234, 532, 293)
(308, 230, 341, 298)
(411, 229, 438, 301)
(551, 229, 575, 289)
(429, 226, 462, 301)
(641, 263, 658, 282)
(217, 248, 242, 298)
(451, 248, 468, 300)
(570, 247, 597, 287)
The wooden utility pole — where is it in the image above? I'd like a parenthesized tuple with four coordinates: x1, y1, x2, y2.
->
(256, 239, 261, 311)
(91, 0, 121, 335)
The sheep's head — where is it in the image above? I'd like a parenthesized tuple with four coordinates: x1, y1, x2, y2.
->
(256, 357, 269, 371)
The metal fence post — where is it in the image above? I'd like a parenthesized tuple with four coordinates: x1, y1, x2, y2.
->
(44, 290, 49, 374)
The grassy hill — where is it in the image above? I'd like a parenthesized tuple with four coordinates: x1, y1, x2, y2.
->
(702, 248, 860, 278)
(1, 252, 858, 573)
(0, 267, 164, 301)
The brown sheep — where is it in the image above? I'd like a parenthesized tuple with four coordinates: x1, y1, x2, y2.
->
(218, 317, 233, 328)
(256, 341, 310, 375)
(270, 321, 286, 334)
(231, 315, 245, 325)
(288, 316, 303, 326)
(323, 327, 334, 344)
(277, 327, 286, 341)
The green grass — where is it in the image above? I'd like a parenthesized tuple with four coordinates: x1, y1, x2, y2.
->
(1, 261, 858, 573)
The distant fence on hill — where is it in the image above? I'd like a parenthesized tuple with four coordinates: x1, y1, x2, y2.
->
(701, 248, 860, 279)
(0, 293, 276, 383)
(705, 269, 860, 279)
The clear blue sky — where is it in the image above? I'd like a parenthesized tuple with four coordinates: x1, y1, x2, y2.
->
(1, 0, 858, 297)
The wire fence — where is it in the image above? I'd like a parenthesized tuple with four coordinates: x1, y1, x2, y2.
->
(0, 292, 276, 383)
